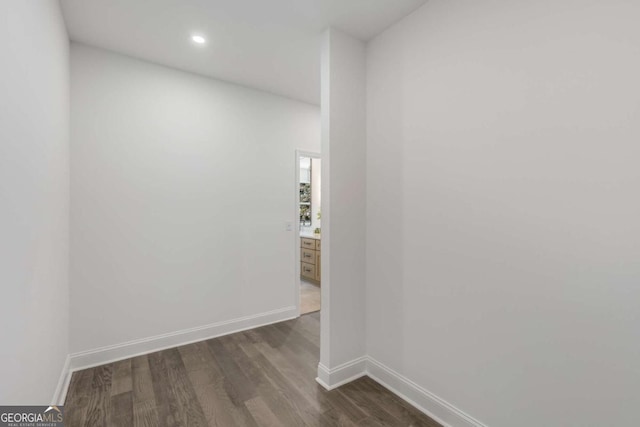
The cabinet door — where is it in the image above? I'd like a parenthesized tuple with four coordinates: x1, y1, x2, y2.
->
(315, 252, 321, 282)
(301, 248, 315, 265)
(301, 262, 316, 280)
(301, 238, 315, 249)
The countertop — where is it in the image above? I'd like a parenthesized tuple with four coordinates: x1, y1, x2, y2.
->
(300, 232, 321, 240)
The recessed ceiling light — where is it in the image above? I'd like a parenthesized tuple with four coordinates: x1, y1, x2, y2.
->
(191, 35, 206, 44)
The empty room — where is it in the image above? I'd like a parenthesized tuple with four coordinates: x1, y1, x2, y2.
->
(1, 0, 638, 426)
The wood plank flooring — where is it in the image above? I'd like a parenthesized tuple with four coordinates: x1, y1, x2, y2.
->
(65, 312, 441, 426)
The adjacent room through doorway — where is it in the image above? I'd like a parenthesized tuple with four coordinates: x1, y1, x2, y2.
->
(298, 154, 321, 315)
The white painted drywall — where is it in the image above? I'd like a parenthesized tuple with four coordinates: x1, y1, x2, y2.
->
(0, 1, 70, 404)
(366, 1, 640, 426)
(70, 44, 320, 354)
(319, 28, 367, 375)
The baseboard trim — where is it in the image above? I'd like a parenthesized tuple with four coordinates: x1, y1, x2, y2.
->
(366, 357, 488, 427)
(51, 354, 71, 405)
(66, 313, 485, 426)
(315, 355, 486, 427)
(316, 356, 368, 391)
(70, 306, 297, 371)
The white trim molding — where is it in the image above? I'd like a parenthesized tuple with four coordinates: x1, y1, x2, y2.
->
(51, 354, 72, 405)
(316, 356, 368, 390)
(367, 357, 488, 427)
(316, 355, 488, 427)
(70, 306, 297, 371)
(64, 310, 486, 427)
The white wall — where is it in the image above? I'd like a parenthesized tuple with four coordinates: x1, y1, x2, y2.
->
(0, 0, 69, 404)
(367, 1, 640, 426)
(318, 28, 367, 382)
(70, 44, 319, 354)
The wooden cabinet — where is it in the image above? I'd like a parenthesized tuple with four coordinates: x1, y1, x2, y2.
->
(301, 238, 316, 250)
(301, 248, 315, 264)
(301, 262, 316, 280)
(300, 236, 321, 284)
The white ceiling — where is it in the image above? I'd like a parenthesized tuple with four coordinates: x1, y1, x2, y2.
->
(60, 0, 427, 105)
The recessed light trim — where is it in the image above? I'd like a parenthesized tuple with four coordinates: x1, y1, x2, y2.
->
(191, 35, 206, 44)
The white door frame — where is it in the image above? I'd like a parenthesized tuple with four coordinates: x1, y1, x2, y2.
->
(294, 149, 321, 317)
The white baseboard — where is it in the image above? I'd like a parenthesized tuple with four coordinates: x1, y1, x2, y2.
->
(65, 311, 485, 427)
(51, 354, 71, 405)
(315, 355, 487, 427)
(70, 306, 297, 371)
(316, 356, 368, 390)
(366, 357, 488, 427)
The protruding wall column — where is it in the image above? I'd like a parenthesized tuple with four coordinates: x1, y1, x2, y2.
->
(317, 28, 367, 389)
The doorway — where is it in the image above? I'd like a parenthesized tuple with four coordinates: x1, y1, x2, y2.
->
(295, 151, 321, 315)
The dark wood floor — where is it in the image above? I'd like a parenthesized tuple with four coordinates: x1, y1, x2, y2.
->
(65, 312, 441, 426)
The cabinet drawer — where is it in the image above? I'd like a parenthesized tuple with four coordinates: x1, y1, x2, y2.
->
(301, 238, 316, 249)
(301, 248, 315, 264)
(301, 262, 316, 280)
(315, 240, 321, 251)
